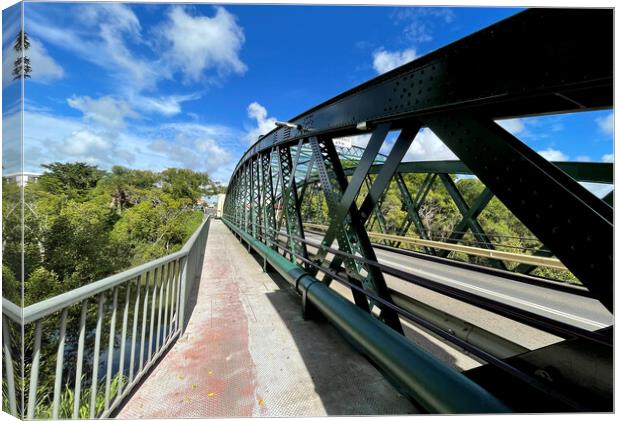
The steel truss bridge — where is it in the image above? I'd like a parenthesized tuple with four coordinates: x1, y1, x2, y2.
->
(1, 8, 613, 418)
(221, 8, 613, 413)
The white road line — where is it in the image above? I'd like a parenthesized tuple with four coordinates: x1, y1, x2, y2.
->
(379, 258, 607, 330)
(305, 233, 608, 329)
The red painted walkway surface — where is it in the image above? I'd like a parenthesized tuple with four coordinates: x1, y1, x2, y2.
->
(117, 220, 414, 417)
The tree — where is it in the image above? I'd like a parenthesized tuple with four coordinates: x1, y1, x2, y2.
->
(38, 162, 105, 200)
(96, 166, 158, 212)
(12, 30, 32, 80)
(160, 168, 212, 203)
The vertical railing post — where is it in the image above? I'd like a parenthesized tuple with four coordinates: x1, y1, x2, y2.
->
(52, 309, 68, 418)
(104, 288, 118, 411)
(26, 321, 43, 419)
(2, 317, 18, 417)
(90, 293, 105, 418)
(178, 255, 189, 333)
(73, 301, 88, 419)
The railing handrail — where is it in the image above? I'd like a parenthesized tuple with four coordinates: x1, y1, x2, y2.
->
(2, 297, 22, 323)
(3, 216, 211, 325)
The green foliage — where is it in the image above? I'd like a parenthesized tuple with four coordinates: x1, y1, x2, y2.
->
(303, 172, 579, 284)
(2, 162, 210, 419)
(2, 265, 20, 303)
(3, 163, 208, 305)
(38, 162, 105, 200)
(161, 168, 213, 203)
(32, 374, 127, 419)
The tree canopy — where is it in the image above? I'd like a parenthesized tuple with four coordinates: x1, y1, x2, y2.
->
(3, 162, 218, 306)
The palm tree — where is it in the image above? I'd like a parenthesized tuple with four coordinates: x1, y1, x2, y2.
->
(12, 29, 32, 80)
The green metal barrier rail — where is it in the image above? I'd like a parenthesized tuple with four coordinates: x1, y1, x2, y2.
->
(223, 217, 510, 413)
(1, 217, 211, 419)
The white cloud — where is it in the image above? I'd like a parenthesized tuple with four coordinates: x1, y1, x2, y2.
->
(2, 41, 18, 87)
(392, 8, 456, 43)
(148, 133, 232, 178)
(244, 102, 277, 144)
(28, 3, 158, 91)
(158, 6, 246, 83)
(601, 153, 614, 163)
(18, 107, 239, 182)
(496, 118, 526, 136)
(67, 95, 138, 132)
(61, 130, 109, 161)
(372, 48, 417, 74)
(596, 112, 613, 136)
(128, 92, 202, 117)
(334, 134, 372, 149)
(575, 155, 592, 162)
(404, 128, 457, 161)
(580, 182, 613, 199)
(28, 38, 64, 82)
(537, 148, 568, 161)
(3, 37, 64, 86)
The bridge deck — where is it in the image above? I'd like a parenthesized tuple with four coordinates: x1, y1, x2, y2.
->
(117, 220, 415, 417)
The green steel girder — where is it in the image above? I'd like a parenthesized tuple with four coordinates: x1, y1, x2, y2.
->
(394, 172, 436, 253)
(364, 175, 389, 236)
(437, 174, 506, 270)
(277, 144, 309, 264)
(260, 151, 277, 248)
(442, 187, 495, 250)
(308, 133, 403, 332)
(234, 9, 611, 171)
(425, 113, 613, 312)
(222, 9, 613, 410)
(357, 125, 421, 225)
(251, 158, 261, 239)
(297, 156, 316, 204)
(308, 135, 377, 312)
(353, 161, 613, 185)
(229, 9, 613, 334)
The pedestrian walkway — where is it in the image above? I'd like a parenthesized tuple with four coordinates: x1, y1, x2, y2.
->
(117, 220, 415, 417)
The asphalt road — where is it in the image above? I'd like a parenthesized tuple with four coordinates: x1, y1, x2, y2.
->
(301, 232, 613, 332)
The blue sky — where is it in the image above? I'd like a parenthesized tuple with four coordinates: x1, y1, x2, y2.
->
(2, 2, 614, 183)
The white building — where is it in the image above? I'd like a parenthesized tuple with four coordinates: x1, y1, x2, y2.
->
(2, 172, 42, 186)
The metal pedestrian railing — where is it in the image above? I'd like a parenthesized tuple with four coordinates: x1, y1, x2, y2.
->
(2, 216, 211, 419)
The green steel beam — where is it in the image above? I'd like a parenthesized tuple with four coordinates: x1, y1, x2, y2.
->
(439, 187, 495, 256)
(357, 125, 420, 224)
(234, 9, 611, 171)
(437, 173, 506, 270)
(351, 161, 613, 184)
(364, 175, 389, 236)
(261, 151, 277, 248)
(309, 132, 403, 332)
(277, 144, 309, 264)
(394, 172, 436, 252)
(426, 113, 613, 312)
